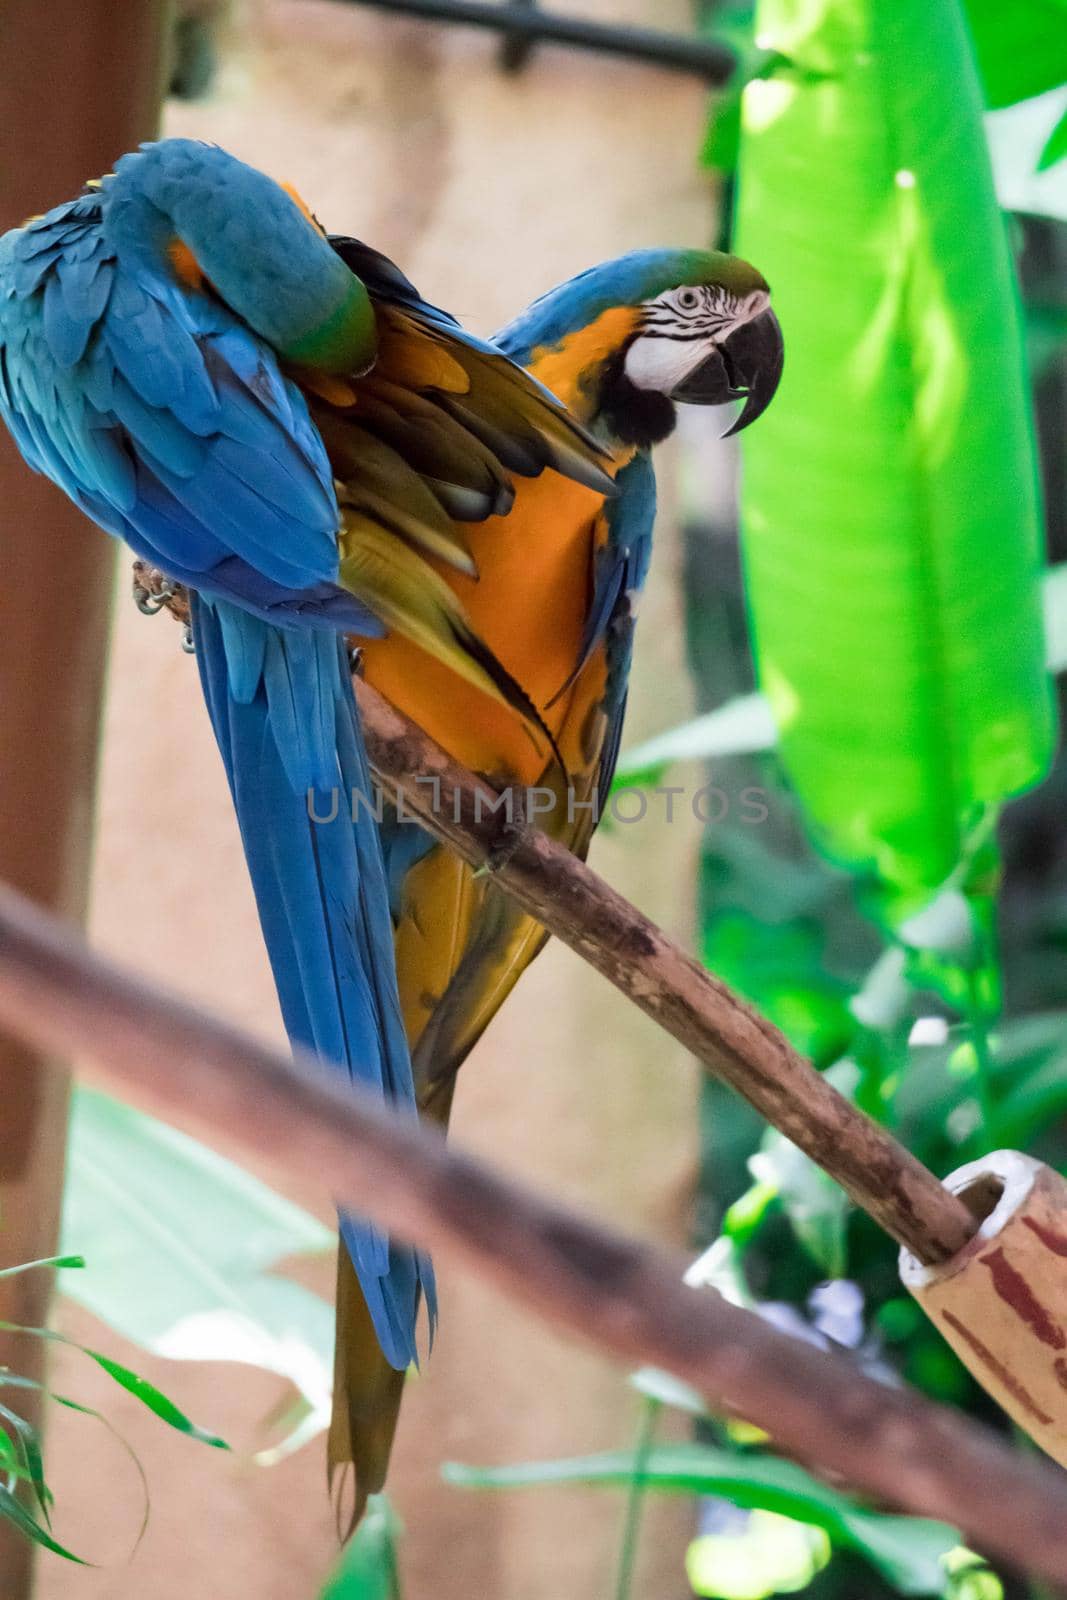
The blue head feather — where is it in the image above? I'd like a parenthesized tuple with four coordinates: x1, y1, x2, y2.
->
(496, 247, 767, 366)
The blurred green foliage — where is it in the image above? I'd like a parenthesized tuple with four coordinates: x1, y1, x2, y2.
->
(965, 0, 1067, 112)
(736, 0, 1053, 906)
(0, 1256, 226, 1562)
(446, 1440, 960, 1594)
(316, 1498, 403, 1600)
(682, 0, 1066, 1594)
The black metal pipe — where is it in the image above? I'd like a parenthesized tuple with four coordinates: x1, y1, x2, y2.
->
(332, 0, 737, 81)
(499, 0, 537, 71)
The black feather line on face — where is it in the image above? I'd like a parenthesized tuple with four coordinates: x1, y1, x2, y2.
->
(597, 347, 678, 449)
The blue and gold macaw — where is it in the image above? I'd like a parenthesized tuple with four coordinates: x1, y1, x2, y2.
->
(0, 137, 617, 1508)
(354, 251, 782, 1486)
(0, 136, 782, 1519)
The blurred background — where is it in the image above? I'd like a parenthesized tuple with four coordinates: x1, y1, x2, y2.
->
(1, 1, 1066, 1598)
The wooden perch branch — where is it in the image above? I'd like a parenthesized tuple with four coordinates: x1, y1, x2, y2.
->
(129, 562, 975, 1268)
(354, 678, 975, 1266)
(0, 882, 1065, 1585)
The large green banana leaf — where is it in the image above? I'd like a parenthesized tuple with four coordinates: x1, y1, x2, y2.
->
(735, 0, 1055, 905)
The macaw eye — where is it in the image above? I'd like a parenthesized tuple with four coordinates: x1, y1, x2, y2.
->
(677, 288, 700, 311)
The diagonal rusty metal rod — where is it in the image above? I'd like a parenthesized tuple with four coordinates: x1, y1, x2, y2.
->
(0, 880, 1064, 1584)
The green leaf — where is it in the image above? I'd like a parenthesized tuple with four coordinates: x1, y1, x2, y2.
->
(944, 1548, 1004, 1600)
(607, 564, 1067, 799)
(318, 1497, 402, 1600)
(891, 1012, 1067, 1176)
(750, 1108, 854, 1277)
(0, 1322, 228, 1449)
(605, 561, 1067, 796)
(1044, 564, 1067, 673)
(0, 1373, 154, 1556)
(702, 87, 744, 174)
(0, 1256, 84, 1279)
(735, 0, 1055, 901)
(704, 906, 861, 1063)
(987, 89, 1067, 220)
(629, 1367, 708, 1417)
(80, 1348, 229, 1449)
(975, 1016, 1067, 1149)
(0, 1422, 37, 1483)
(0, 1483, 87, 1565)
(697, 2, 769, 175)
(684, 1236, 757, 1307)
(687, 1511, 831, 1599)
(747, 1062, 858, 1279)
(699, 825, 874, 1063)
(444, 1444, 957, 1594)
(0, 1401, 51, 1526)
(612, 695, 778, 787)
(721, 1180, 779, 1246)
(1038, 106, 1067, 170)
(962, 0, 1067, 109)
(61, 1088, 334, 1448)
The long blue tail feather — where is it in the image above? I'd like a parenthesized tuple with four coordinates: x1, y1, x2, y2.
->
(191, 593, 435, 1371)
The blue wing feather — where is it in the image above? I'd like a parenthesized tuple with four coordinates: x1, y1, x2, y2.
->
(0, 198, 365, 620)
(108, 372, 208, 477)
(0, 185, 429, 1374)
(44, 270, 96, 367)
(191, 593, 435, 1367)
(589, 451, 657, 795)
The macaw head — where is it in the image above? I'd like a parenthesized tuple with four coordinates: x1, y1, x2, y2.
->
(101, 139, 377, 374)
(499, 249, 783, 450)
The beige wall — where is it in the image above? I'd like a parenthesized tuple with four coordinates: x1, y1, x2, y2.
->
(37, 4, 713, 1594)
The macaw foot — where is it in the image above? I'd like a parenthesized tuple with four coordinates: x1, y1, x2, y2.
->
(131, 562, 195, 654)
(132, 573, 176, 615)
(478, 789, 528, 877)
(131, 562, 192, 624)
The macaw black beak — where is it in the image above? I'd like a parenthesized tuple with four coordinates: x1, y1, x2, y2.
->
(671, 307, 784, 435)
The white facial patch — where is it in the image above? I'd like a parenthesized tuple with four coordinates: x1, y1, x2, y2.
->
(623, 285, 770, 395)
(624, 332, 708, 392)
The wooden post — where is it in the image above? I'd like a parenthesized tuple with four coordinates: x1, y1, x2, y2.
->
(901, 1150, 1067, 1466)
(0, 5, 169, 1590)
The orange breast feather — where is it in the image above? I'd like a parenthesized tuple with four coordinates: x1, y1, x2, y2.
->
(359, 467, 614, 788)
(358, 331, 632, 1091)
